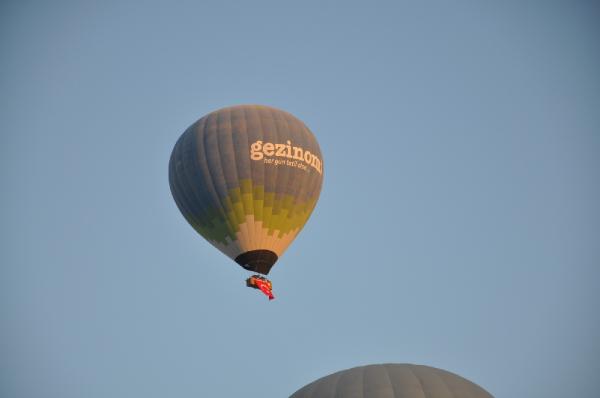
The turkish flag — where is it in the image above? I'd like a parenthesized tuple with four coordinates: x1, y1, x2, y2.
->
(255, 279, 275, 300)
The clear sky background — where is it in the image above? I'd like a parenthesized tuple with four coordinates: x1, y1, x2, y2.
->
(1, 1, 599, 397)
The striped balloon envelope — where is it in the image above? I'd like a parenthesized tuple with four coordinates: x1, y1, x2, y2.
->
(169, 105, 323, 275)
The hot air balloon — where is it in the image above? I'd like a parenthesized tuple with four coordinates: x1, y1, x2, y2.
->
(289, 364, 494, 398)
(169, 105, 323, 299)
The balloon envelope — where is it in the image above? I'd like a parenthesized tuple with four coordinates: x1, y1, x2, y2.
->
(289, 364, 493, 398)
(169, 105, 323, 274)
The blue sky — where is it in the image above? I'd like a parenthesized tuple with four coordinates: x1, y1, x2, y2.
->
(1, 1, 599, 397)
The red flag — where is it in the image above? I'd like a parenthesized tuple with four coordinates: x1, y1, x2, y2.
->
(254, 279, 275, 300)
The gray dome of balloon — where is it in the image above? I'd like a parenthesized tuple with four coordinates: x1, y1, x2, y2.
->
(289, 363, 493, 398)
